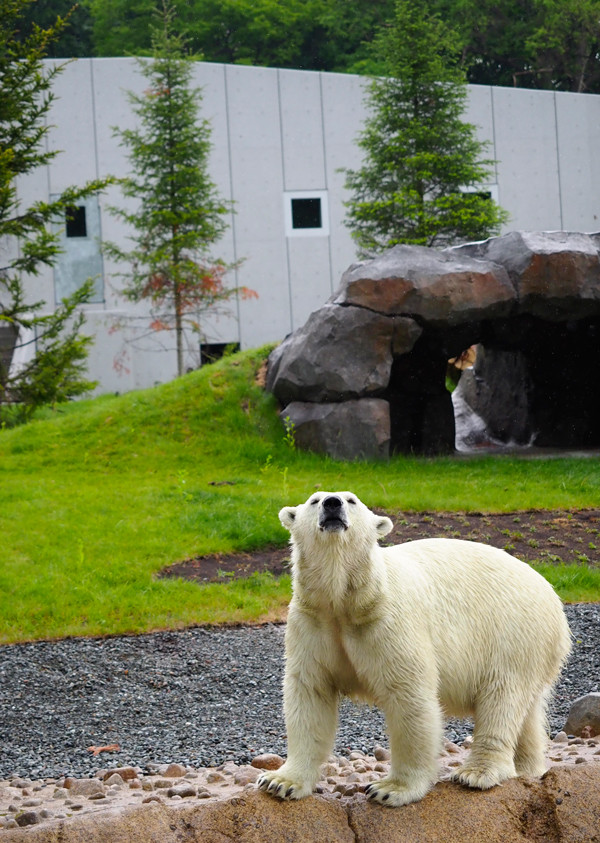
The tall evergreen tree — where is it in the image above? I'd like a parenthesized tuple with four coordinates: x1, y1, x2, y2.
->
(344, 0, 509, 255)
(105, 1, 253, 377)
(0, 0, 109, 422)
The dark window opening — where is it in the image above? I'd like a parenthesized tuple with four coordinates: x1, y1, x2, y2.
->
(200, 342, 240, 366)
(65, 205, 87, 238)
(291, 197, 322, 229)
(464, 191, 492, 201)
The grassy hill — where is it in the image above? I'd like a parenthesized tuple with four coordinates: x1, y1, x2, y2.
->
(1, 345, 599, 644)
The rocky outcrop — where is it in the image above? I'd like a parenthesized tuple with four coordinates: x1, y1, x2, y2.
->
(5, 766, 600, 843)
(267, 231, 600, 458)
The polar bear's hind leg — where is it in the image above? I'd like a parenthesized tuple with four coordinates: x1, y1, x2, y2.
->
(451, 682, 538, 789)
(513, 693, 549, 778)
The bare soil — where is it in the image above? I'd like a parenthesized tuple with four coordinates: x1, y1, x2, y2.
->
(160, 509, 600, 583)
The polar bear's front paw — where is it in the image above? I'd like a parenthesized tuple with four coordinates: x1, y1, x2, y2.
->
(451, 760, 515, 790)
(256, 767, 313, 801)
(364, 776, 432, 807)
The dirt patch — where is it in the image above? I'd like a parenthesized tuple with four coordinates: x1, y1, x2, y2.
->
(159, 509, 600, 584)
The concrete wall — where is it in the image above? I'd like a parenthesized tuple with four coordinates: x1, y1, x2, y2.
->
(16, 59, 600, 395)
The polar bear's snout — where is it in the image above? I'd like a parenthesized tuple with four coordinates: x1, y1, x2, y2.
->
(318, 495, 349, 532)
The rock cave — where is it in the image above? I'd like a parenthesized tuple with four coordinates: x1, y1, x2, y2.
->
(266, 231, 600, 459)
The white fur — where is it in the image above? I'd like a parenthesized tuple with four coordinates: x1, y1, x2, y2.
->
(257, 491, 572, 807)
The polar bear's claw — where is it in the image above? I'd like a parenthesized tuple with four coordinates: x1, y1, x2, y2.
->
(364, 777, 432, 807)
(257, 769, 312, 801)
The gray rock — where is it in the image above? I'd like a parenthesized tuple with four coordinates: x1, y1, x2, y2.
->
(452, 230, 600, 320)
(16, 810, 40, 826)
(334, 244, 515, 326)
(564, 692, 600, 737)
(282, 399, 390, 461)
(68, 778, 105, 798)
(267, 304, 419, 404)
(167, 785, 197, 798)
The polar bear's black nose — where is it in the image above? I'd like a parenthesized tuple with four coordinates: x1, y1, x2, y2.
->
(323, 495, 343, 512)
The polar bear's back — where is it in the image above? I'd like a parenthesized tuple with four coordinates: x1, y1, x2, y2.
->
(382, 538, 571, 710)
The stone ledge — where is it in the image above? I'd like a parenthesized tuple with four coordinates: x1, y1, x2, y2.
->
(3, 765, 599, 843)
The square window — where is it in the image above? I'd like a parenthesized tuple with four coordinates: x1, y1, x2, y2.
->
(291, 197, 322, 229)
(65, 205, 87, 238)
(283, 191, 329, 237)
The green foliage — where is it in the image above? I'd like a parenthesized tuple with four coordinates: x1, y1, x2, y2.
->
(22, 0, 600, 92)
(0, 0, 111, 422)
(344, 0, 509, 254)
(432, 0, 600, 93)
(1, 345, 599, 642)
(13, 0, 93, 57)
(86, 0, 396, 73)
(104, 1, 252, 377)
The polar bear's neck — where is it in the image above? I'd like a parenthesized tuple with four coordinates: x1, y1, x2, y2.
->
(290, 535, 387, 618)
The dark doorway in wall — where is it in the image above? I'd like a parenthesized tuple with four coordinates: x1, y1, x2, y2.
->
(200, 342, 240, 366)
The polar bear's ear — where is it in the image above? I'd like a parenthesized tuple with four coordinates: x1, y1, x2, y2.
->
(279, 507, 297, 531)
(374, 515, 393, 537)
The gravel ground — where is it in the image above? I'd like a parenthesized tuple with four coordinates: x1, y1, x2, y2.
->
(1, 604, 598, 781)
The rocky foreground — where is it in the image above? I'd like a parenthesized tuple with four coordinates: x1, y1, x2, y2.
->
(1, 734, 600, 841)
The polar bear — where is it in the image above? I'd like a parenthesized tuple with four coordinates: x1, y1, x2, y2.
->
(257, 491, 571, 807)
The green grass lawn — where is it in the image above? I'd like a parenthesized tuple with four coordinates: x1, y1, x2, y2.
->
(1, 345, 599, 644)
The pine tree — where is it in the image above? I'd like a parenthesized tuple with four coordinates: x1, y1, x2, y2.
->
(344, 0, 509, 255)
(0, 0, 110, 423)
(105, 1, 254, 377)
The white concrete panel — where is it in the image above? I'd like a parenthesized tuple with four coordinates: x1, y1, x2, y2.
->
(84, 311, 178, 395)
(554, 91, 600, 231)
(465, 85, 497, 180)
(91, 58, 144, 178)
(278, 69, 326, 190)
(45, 60, 98, 192)
(224, 65, 290, 347)
(287, 237, 333, 329)
(491, 87, 562, 230)
(321, 72, 367, 285)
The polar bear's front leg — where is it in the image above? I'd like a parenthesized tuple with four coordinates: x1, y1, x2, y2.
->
(257, 672, 339, 801)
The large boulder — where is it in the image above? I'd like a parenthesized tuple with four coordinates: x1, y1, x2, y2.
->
(282, 399, 390, 461)
(564, 692, 600, 737)
(332, 244, 515, 326)
(266, 305, 421, 405)
(452, 230, 600, 320)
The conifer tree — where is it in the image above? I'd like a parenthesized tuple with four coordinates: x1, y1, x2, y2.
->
(0, 0, 109, 422)
(105, 1, 253, 377)
(344, 0, 509, 255)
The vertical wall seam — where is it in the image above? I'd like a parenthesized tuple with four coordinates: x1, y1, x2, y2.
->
(489, 85, 499, 186)
(319, 72, 335, 295)
(277, 69, 294, 332)
(89, 58, 106, 305)
(553, 92, 564, 229)
(223, 64, 242, 345)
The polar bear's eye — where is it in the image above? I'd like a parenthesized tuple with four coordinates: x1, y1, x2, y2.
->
(346, 497, 357, 505)
(310, 497, 319, 506)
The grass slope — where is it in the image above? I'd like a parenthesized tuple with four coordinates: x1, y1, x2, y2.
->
(1, 346, 599, 643)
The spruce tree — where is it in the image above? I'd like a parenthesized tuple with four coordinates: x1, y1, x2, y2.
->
(0, 0, 109, 423)
(105, 2, 253, 377)
(344, 0, 509, 255)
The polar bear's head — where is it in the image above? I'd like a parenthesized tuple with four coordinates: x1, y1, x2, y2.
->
(279, 491, 393, 542)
